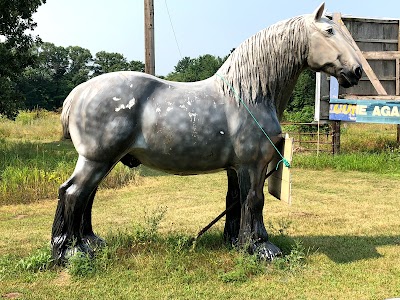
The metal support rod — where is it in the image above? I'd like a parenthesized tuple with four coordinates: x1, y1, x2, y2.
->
(194, 167, 279, 242)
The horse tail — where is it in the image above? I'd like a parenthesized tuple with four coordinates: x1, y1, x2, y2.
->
(60, 90, 75, 139)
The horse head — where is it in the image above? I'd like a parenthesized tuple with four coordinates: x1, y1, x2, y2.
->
(306, 3, 362, 88)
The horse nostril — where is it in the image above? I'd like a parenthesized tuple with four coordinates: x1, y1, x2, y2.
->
(354, 66, 362, 79)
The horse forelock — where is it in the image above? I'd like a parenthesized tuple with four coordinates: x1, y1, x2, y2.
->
(216, 16, 309, 108)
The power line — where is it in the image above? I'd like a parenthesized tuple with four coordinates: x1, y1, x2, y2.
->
(164, 0, 183, 59)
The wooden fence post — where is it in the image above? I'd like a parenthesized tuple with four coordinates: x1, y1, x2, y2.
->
(332, 121, 341, 154)
(397, 124, 400, 145)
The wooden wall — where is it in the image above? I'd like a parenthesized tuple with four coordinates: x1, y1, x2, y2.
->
(340, 16, 400, 96)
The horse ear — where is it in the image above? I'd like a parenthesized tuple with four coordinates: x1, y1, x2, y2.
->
(313, 2, 325, 21)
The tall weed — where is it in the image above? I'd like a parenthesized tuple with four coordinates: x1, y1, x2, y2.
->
(0, 139, 141, 205)
(64, 207, 167, 278)
(17, 247, 53, 272)
(294, 151, 400, 175)
(219, 252, 265, 283)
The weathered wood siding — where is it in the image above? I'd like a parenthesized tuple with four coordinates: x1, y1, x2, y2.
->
(341, 17, 399, 96)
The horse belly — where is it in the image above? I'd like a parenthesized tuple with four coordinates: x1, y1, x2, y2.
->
(134, 133, 233, 172)
(131, 101, 233, 174)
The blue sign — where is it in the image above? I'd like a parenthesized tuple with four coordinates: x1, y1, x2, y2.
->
(329, 99, 400, 124)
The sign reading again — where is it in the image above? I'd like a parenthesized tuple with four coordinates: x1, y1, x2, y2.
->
(329, 99, 400, 124)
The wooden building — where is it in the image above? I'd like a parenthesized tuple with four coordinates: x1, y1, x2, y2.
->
(316, 13, 400, 151)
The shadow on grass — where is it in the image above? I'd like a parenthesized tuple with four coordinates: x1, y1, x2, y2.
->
(298, 234, 400, 263)
(192, 231, 228, 251)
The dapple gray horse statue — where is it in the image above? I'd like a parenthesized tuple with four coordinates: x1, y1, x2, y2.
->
(52, 3, 362, 263)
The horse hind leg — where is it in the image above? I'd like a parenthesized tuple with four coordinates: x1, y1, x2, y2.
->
(81, 187, 105, 249)
(51, 156, 114, 264)
(79, 154, 141, 248)
(51, 177, 74, 259)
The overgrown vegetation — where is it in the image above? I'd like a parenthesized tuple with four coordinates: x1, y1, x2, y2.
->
(1, 157, 399, 298)
(294, 151, 400, 176)
(1, 207, 307, 285)
(0, 111, 398, 205)
(17, 43, 145, 110)
(292, 123, 400, 177)
(0, 109, 398, 298)
(0, 111, 140, 205)
(0, 0, 47, 118)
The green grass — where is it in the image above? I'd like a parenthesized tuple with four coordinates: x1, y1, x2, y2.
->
(0, 111, 397, 204)
(285, 122, 400, 177)
(0, 112, 140, 204)
(294, 151, 400, 177)
(0, 139, 141, 205)
(340, 123, 399, 153)
(283, 122, 399, 154)
(1, 169, 400, 299)
(0, 111, 399, 299)
(0, 207, 307, 295)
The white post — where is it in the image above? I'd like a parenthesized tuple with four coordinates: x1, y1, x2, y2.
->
(315, 72, 321, 155)
(314, 72, 321, 122)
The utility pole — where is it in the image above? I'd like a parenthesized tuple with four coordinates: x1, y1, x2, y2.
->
(144, 0, 155, 75)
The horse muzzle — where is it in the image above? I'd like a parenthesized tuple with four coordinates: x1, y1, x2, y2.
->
(338, 65, 363, 88)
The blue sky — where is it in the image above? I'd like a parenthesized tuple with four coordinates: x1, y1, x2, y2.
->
(33, 1, 399, 76)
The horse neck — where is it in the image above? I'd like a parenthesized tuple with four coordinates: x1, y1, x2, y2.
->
(216, 16, 309, 118)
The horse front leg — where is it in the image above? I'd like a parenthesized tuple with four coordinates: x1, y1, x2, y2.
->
(224, 168, 241, 245)
(237, 166, 282, 260)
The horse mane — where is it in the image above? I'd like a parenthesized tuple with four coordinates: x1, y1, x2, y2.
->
(216, 16, 309, 113)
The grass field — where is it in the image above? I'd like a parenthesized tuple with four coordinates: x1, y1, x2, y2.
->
(0, 111, 399, 299)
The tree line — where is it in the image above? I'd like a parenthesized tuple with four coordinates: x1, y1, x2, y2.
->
(6, 41, 316, 122)
(0, 1, 314, 121)
(15, 44, 232, 111)
(17, 42, 145, 111)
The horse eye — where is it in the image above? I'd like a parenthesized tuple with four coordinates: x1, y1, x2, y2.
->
(326, 27, 334, 35)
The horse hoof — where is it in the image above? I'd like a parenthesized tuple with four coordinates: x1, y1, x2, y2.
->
(82, 233, 106, 250)
(253, 241, 282, 261)
(64, 243, 94, 261)
(52, 241, 95, 265)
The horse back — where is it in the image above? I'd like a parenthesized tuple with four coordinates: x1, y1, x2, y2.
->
(63, 72, 165, 158)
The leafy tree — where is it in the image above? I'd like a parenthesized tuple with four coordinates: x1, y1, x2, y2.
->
(128, 60, 145, 73)
(0, 0, 46, 118)
(286, 69, 315, 113)
(92, 51, 144, 76)
(66, 46, 93, 87)
(0, 79, 23, 118)
(39, 43, 71, 108)
(166, 54, 227, 82)
(174, 57, 193, 74)
(17, 42, 71, 109)
(283, 69, 316, 123)
(18, 45, 145, 110)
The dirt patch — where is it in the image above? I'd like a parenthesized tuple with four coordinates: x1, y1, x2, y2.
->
(14, 214, 28, 220)
(2, 292, 23, 299)
(53, 270, 71, 286)
(291, 211, 319, 218)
